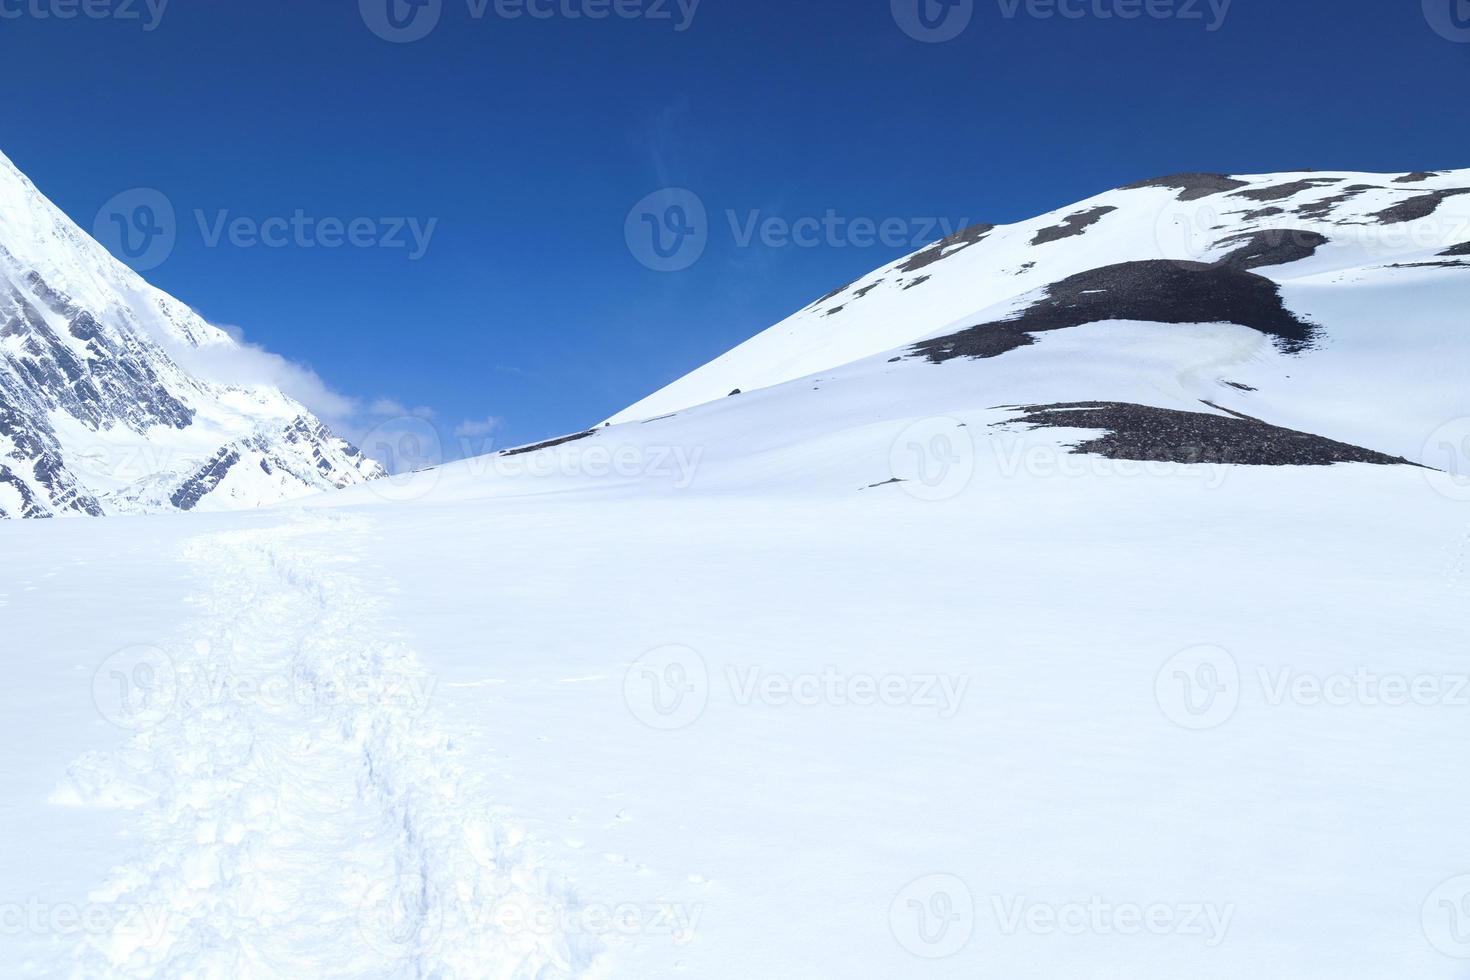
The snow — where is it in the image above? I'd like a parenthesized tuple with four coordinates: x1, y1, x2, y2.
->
(3, 164, 1470, 978)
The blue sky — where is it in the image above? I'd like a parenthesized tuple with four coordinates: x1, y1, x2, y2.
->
(1, 0, 1467, 459)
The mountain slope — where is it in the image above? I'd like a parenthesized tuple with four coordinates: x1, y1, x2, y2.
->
(606, 168, 1470, 469)
(0, 151, 383, 519)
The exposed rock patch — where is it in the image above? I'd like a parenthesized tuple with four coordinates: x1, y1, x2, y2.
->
(501, 430, 597, 456)
(910, 260, 1317, 364)
(1295, 185, 1375, 221)
(896, 224, 996, 274)
(1229, 178, 1341, 202)
(1030, 206, 1117, 246)
(997, 401, 1416, 467)
(1372, 189, 1470, 225)
(1213, 229, 1328, 270)
(1121, 173, 1249, 201)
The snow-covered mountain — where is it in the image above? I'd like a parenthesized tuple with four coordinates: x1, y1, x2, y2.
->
(608, 168, 1470, 472)
(0, 151, 383, 519)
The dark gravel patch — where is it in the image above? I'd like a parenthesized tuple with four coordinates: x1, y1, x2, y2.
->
(1213, 229, 1328, 270)
(910, 260, 1317, 364)
(1386, 261, 1469, 270)
(1120, 173, 1249, 201)
(998, 401, 1416, 467)
(501, 430, 596, 456)
(1294, 185, 1375, 221)
(853, 281, 884, 299)
(1440, 241, 1470, 257)
(1030, 206, 1117, 246)
(902, 276, 931, 290)
(1394, 172, 1439, 184)
(808, 279, 856, 309)
(1228, 178, 1341, 202)
(1240, 206, 1286, 220)
(897, 223, 996, 274)
(1372, 189, 1470, 224)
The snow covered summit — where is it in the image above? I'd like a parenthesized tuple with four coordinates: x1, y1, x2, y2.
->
(0, 150, 383, 519)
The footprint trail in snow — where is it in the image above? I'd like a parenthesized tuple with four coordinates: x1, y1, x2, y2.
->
(58, 513, 602, 979)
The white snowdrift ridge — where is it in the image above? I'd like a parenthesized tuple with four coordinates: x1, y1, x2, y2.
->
(0, 149, 382, 519)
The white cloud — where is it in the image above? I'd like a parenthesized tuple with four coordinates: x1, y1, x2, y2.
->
(454, 417, 502, 439)
(164, 326, 361, 424)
